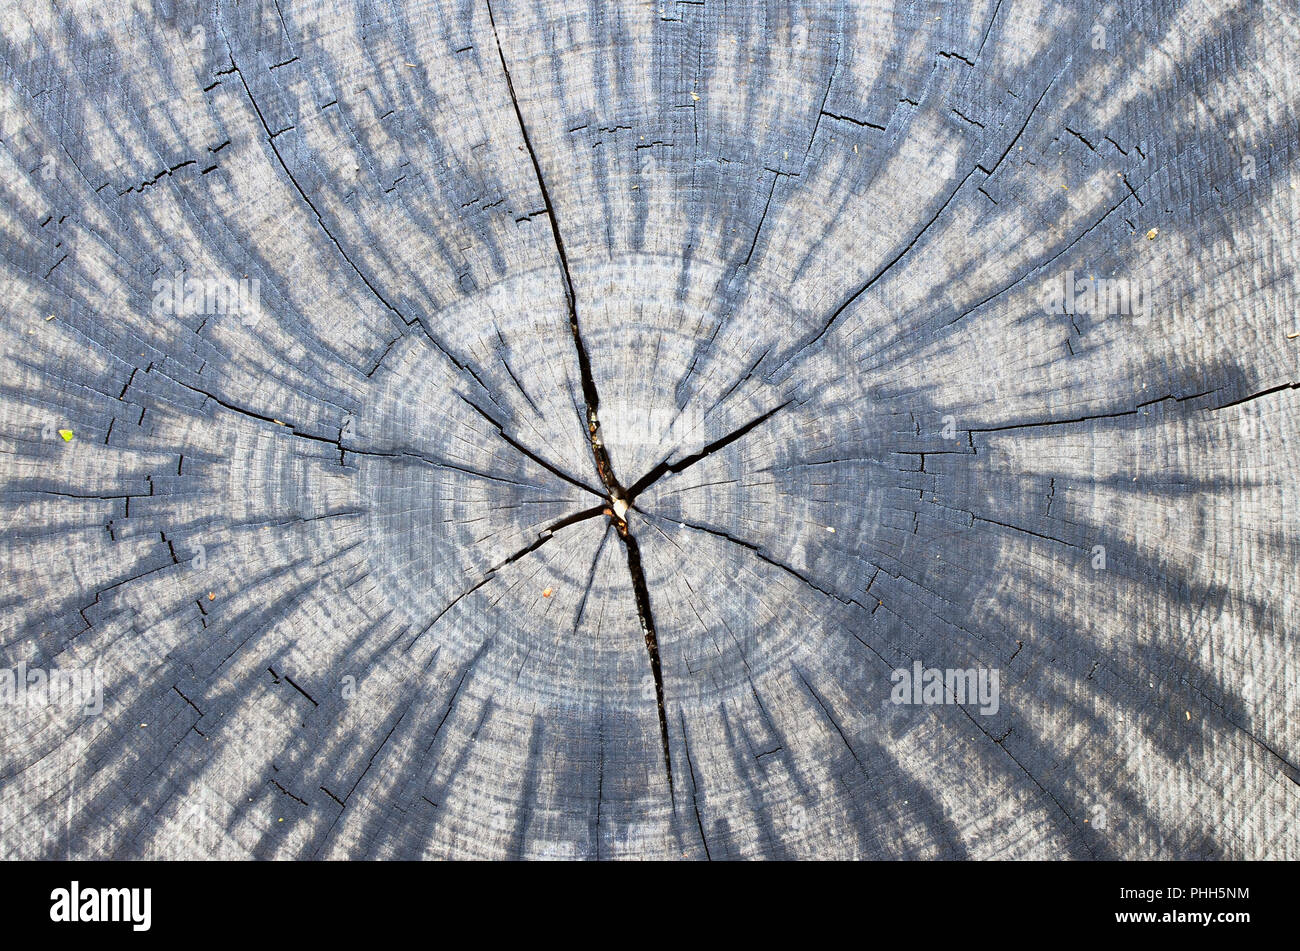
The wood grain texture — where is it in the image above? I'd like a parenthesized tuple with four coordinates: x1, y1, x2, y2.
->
(0, 0, 1297, 859)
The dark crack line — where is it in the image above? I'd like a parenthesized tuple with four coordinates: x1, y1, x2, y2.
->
(225, 44, 507, 432)
(459, 395, 604, 496)
(680, 710, 711, 859)
(953, 701, 1097, 857)
(933, 191, 1132, 335)
(743, 171, 780, 267)
(794, 667, 862, 766)
(572, 526, 611, 636)
(777, 70, 1067, 379)
(978, 68, 1064, 180)
(628, 400, 791, 499)
(620, 527, 674, 798)
(975, 0, 1005, 59)
(170, 374, 578, 495)
(227, 58, 463, 369)
(405, 576, 489, 652)
(805, 47, 843, 153)
(973, 514, 1088, 551)
(485, 0, 674, 799)
(344, 444, 563, 492)
(966, 383, 1290, 435)
(655, 513, 891, 667)
(424, 639, 492, 752)
(407, 504, 606, 652)
(311, 701, 413, 855)
(483, 0, 615, 486)
(779, 165, 981, 375)
(1210, 381, 1300, 412)
(489, 504, 608, 573)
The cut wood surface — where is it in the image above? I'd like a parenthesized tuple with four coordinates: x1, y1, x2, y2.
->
(0, 0, 1297, 859)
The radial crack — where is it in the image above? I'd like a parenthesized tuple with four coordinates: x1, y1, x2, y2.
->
(621, 529, 675, 798)
(483, 0, 610, 476)
(484, 0, 674, 797)
(407, 503, 606, 652)
(459, 395, 604, 496)
(628, 401, 791, 499)
(657, 513, 891, 667)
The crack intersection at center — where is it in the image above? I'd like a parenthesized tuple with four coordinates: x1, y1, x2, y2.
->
(483, 0, 794, 804)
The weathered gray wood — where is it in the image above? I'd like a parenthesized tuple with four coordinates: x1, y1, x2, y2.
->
(0, 0, 1297, 859)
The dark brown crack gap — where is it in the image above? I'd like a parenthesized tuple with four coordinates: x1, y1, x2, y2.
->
(626, 401, 791, 500)
(484, 0, 676, 799)
(405, 503, 607, 654)
(486, 1, 796, 804)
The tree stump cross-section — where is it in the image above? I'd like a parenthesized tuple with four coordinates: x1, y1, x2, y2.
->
(0, 0, 1297, 860)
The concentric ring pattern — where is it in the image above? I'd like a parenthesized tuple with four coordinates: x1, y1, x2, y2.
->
(1, 0, 1297, 859)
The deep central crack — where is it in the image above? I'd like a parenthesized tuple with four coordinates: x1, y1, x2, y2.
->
(485, 0, 795, 802)
(571, 338, 676, 799)
(486, 0, 676, 797)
